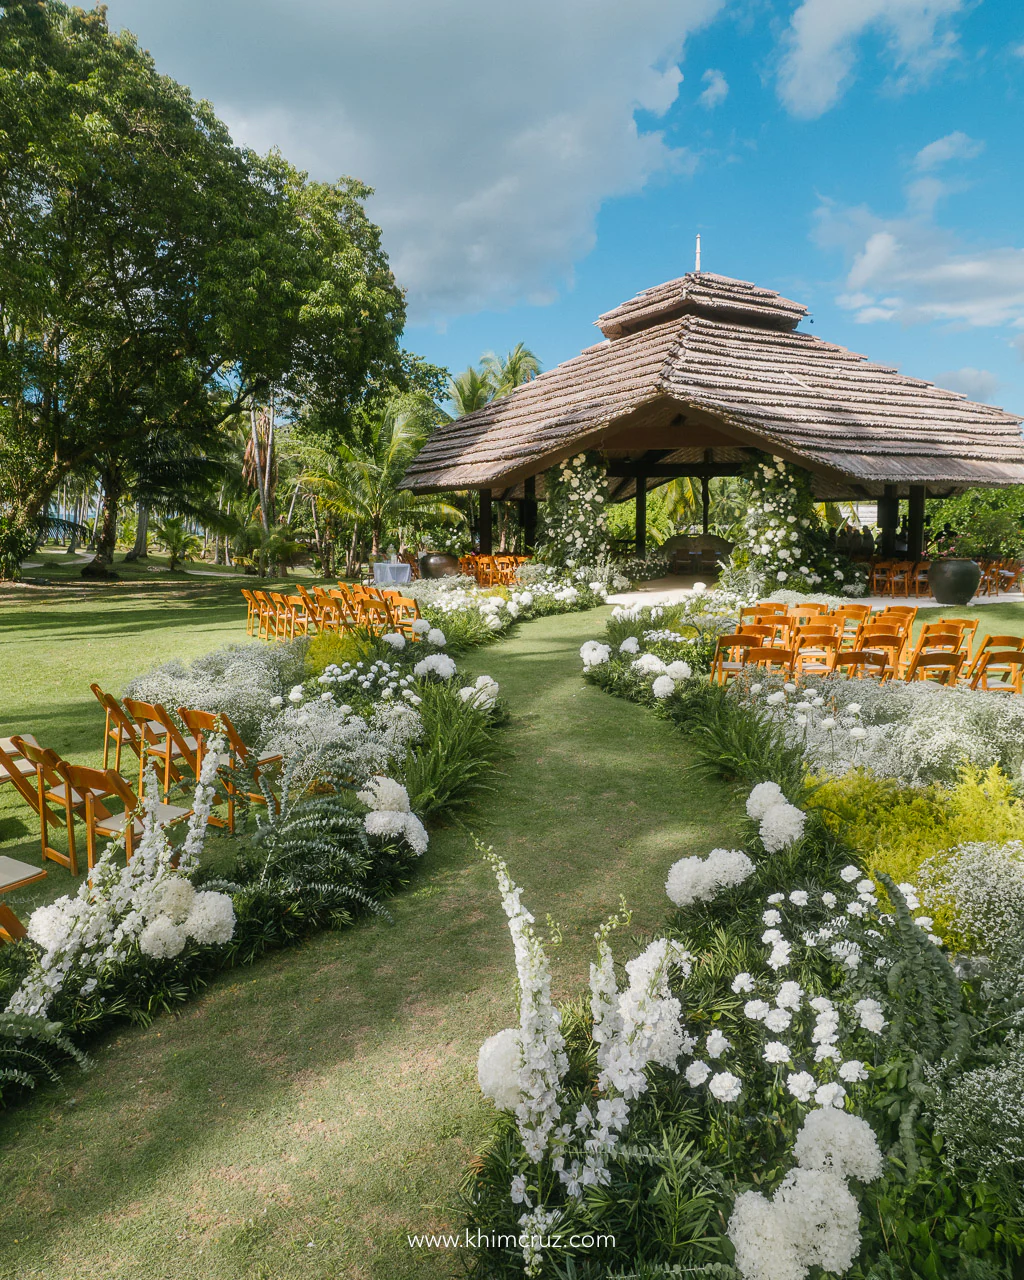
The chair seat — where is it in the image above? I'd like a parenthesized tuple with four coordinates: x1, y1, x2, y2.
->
(95, 801, 191, 838)
(46, 782, 85, 806)
(0, 854, 47, 894)
(148, 733, 198, 756)
(0, 757, 35, 781)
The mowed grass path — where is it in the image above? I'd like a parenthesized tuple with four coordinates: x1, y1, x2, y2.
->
(0, 599, 744, 1280)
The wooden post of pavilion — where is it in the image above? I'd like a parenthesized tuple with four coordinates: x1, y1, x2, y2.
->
(521, 475, 537, 552)
(635, 477, 647, 559)
(479, 488, 493, 555)
(701, 476, 710, 536)
(907, 485, 926, 560)
(878, 485, 898, 558)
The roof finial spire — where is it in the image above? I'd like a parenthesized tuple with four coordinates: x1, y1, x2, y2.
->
(695, 233, 701, 274)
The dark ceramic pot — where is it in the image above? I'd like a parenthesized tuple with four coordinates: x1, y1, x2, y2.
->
(419, 552, 461, 578)
(928, 558, 981, 605)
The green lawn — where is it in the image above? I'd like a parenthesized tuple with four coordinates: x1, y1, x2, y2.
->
(0, 593, 745, 1280)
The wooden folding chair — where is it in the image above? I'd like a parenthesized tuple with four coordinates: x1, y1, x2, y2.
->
(938, 617, 979, 660)
(830, 649, 891, 680)
(902, 628, 965, 677)
(711, 635, 758, 684)
(0, 733, 38, 792)
(869, 560, 892, 596)
(969, 650, 1024, 693)
(252, 589, 276, 640)
(793, 633, 839, 676)
(474, 555, 498, 587)
(294, 583, 326, 633)
(178, 707, 282, 834)
(747, 646, 796, 675)
(876, 605, 918, 625)
(887, 561, 913, 597)
(382, 593, 422, 639)
(8, 736, 86, 875)
(905, 651, 965, 685)
(121, 697, 197, 800)
(963, 634, 1024, 684)
(910, 562, 931, 598)
(0, 855, 47, 945)
(241, 588, 259, 636)
(56, 762, 190, 868)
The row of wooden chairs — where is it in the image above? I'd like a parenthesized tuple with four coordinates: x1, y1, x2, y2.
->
(714, 602, 1024, 691)
(0, 732, 193, 876)
(242, 583, 423, 641)
(0, 692, 283, 879)
(868, 559, 1024, 599)
(459, 554, 527, 587)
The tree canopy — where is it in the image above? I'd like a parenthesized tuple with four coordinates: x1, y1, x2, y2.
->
(0, 0, 406, 574)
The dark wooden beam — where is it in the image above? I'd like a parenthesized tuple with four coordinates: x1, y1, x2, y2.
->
(607, 461, 743, 478)
(478, 488, 493, 555)
(701, 476, 710, 535)
(907, 485, 926, 560)
(877, 485, 898, 558)
(522, 475, 537, 552)
(635, 478, 647, 559)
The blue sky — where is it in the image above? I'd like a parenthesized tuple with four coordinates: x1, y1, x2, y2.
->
(106, 0, 1024, 414)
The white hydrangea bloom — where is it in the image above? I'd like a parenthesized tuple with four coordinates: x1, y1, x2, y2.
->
(651, 675, 676, 699)
(426, 628, 446, 647)
(632, 652, 667, 676)
(666, 848, 754, 907)
(665, 660, 692, 680)
(580, 640, 611, 669)
(184, 891, 235, 946)
(413, 653, 458, 680)
(619, 636, 640, 654)
(139, 915, 187, 960)
(746, 781, 786, 819)
(758, 802, 807, 854)
(793, 1107, 883, 1181)
(358, 775, 411, 814)
(478, 1028, 522, 1110)
(381, 632, 406, 650)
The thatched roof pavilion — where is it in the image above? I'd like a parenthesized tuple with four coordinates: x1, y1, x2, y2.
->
(402, 271, 1024, 557)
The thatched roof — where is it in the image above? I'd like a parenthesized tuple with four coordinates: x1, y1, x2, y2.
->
(402, 271, 1024, 497)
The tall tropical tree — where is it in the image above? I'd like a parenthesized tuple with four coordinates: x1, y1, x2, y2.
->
(447, 367, 494, 417)
(481, 342, 541, 397)
(302, 394, 462, 557)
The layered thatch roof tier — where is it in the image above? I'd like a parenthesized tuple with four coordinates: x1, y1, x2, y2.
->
(402, 272, 1024, 499)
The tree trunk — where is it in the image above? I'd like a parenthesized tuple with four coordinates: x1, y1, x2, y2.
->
(124, 502, 149, 561)
(82, 470, 120, 579)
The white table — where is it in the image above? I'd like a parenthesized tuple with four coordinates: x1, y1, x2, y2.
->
(373, 561, 413, 587)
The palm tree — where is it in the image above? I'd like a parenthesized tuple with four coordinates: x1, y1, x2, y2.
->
(152, 515, 202, 571)
(303, 393, 463, 557)
(481, 342, 541, 398)
(447, 366, 494, 417)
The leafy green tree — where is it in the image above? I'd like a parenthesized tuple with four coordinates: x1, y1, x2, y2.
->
(151, 515, 201, 572)
(481, 342, 541, 398)
(302, 394, 462, 556)
(0, 2, 406, 577)
(447, 367, 494, 417)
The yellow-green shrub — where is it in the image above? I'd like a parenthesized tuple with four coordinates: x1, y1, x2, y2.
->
(305, 628, 378, 675)
(810, 764, 1024, 888)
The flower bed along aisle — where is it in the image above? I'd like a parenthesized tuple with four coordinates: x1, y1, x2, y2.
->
(0, 625, 509, 1109)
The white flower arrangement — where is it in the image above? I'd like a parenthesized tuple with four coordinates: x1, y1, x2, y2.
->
(11, 764, 233, 1018)
(358, 774, 429, 856)
(666, 848, 755, 907)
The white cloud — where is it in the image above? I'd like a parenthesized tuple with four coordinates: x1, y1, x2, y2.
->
(914, 130, 984, 170)
(815, 197, 1024, 330)
(104, 0, 723, 323)
(698, 68, 729, 108)
(776, 0, 966, 118)
(933, 367, 1002, 402)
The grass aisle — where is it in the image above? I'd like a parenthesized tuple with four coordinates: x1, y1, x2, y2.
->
(1, 608, 743, 1280)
